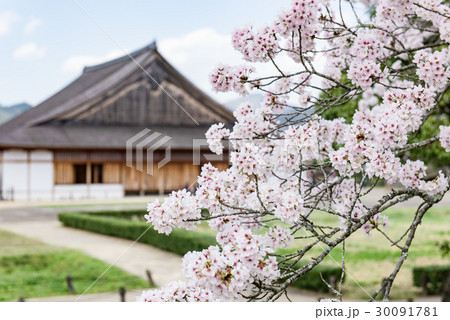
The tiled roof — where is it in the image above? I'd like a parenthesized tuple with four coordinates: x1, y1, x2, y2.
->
(0, 42, 234, 150)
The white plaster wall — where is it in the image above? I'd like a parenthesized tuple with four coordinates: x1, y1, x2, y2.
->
(1, 149, 125, 201)
(29, 162, 54, 200)
(90, 184, 124, 199)
(53, 184, 88, 200)
(3, 149, 27, 161)
(54, 184, 123, 200)
(30, 150, 53, 161)
(2, 161, 28, 200)
(1, 149, 54, 200)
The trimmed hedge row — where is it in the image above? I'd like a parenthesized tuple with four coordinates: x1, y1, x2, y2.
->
(58, 211, 216, 256)
(413, 265, 450, 294)
(289, 263, 345, 293)
(78, 209, 146, 220)
(58, 210, 344, 292)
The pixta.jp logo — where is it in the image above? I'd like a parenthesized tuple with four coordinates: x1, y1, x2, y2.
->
(126, 129, 172, 176)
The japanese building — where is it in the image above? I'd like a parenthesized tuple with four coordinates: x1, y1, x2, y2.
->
(0, 42, 233, 200)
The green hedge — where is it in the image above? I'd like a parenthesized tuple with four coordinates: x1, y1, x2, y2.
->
(290, 264, 344, 292)
(413, 265, 450, 294)
(58, 210, 343, 292)
(77, 209, 146, 220)
(276, 259, 344, 293)
(58, 211, 216, 256)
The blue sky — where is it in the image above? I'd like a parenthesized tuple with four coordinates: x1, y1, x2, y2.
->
(0, 0, 297, 106)
(1, 1, 367, 107)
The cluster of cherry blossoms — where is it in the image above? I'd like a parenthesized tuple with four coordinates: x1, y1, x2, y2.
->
(330, 85, 448, 196)
(140, 0, 450, 302)
(348, 60, 384, 90)
(414, 49, 450, 91)
(138, 281, 217, 302)
(232, 26, 278, 62)
(274, 0, 321, 59)
(209, 65, 254, 95)
(205, 123, 230, 155)
(145, 189, 199, 235)
(375, 0, 450, 39)
(283, 117, 347, 162)
(143, 183, 294, 301)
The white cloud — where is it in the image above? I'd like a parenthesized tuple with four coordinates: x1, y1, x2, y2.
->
(0, 11, 19, 36)
(12, 42, 46, 60)
(61, 50, 124, 75)
(24, 18, 42, 35)
(159, 28, 242, 103)
(159, 27, 301, 104)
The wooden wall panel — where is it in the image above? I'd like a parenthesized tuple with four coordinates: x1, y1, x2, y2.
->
(124, 165, 141, 191)
(122, 162, 200, 193)
(54, 162, 74, 184)
(182, 162, 200, 189)
(164, 163, 180, 191)
(211, 162, 229, 172)
(104, 163, 121, 183)
(164, 162, 200, 191)
(54, 161, 207, 191)
(143, 163, 162, 192)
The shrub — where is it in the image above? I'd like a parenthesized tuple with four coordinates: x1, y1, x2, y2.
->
(58, 211, 216, 256)
(279, 261, 344, 293)
(79, 209, 146, 220)
(412, 265, 450, 294)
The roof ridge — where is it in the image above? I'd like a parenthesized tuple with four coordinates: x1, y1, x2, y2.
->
(83, 41, 157, 73)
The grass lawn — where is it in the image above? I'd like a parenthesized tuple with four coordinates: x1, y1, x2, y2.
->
(0, 229, 149, 301)
(284, 206, 450, 300)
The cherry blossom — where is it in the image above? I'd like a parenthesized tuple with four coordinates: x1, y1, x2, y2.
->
(138, 281, 218, 302)
(205, 123, 230, 155)
(413, 49, 450, 91)
(209, 65, 254, 95)
(348, 60, 383, 90)
(440, 125, 450, 152)
(232, 25, 279, 62)
(361, 213, 390, 237)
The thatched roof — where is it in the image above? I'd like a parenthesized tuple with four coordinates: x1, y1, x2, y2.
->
(0, 42, 234, 150)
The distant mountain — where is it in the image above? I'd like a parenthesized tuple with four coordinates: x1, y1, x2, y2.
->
(0, 108, 10, 124)
(224, 94, 264, 111)
(0, 102, 32, 124)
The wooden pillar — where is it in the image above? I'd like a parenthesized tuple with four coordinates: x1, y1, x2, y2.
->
(27, 150, 31, 201)
(120, 161, 124, 184)
(120, 161, 125, 197)
(0, 151, 3, 200)
(139, 167, 145, 196)
(51, 152, 55, 201)
(158, 165, 165, 195)
(86, 153, 91, 198)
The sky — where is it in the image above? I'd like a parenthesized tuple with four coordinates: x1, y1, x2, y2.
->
(0, 0, 366, 107)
